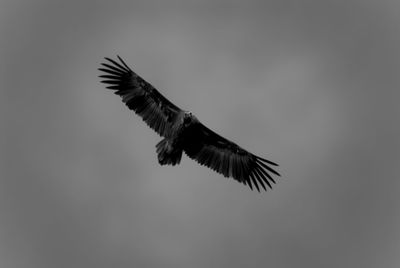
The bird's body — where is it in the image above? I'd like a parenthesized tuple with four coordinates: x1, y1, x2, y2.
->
(156, 111, 196, 166)
(99, 56, 280, 191)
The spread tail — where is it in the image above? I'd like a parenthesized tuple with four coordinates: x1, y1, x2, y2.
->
(156, 139, 182, 166)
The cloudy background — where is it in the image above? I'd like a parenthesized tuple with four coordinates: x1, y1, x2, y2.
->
(2, 1, 399, 267)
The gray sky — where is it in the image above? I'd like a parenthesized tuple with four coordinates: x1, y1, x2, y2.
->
(2, 1, 400, 267)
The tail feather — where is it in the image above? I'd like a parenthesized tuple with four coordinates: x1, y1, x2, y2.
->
(156, 139, 182, 166)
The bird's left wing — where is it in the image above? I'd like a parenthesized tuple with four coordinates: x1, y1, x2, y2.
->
(183, 122, 280, 191)
(99, 56, 182, 137)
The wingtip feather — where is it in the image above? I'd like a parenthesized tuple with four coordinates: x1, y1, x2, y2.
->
(257, 156, 279, 166)
(117, 55, 132, 71)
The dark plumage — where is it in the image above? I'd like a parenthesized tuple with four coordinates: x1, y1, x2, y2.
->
(99, 56, 280, 191)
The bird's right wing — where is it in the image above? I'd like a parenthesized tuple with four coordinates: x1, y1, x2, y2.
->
(99, 56, 182, 137)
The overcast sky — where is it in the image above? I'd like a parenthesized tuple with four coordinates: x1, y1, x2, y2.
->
(2, 1, 400, 267)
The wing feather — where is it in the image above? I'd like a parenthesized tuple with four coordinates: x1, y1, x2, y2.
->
(183, 123, 280, 191)
(253, 166, 269, 190)
(252, 169, 265, 191)
(99, 56, 182, 137)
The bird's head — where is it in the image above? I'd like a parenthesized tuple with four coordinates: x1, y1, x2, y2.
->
(183, 111, 196, 126)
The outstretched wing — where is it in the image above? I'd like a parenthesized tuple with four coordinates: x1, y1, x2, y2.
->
(99, 56, 182, 137)
(183, 123, 280, 191)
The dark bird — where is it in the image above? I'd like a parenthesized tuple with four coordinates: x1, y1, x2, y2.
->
(99, 56, 280, 191)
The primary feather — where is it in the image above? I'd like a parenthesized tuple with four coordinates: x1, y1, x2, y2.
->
(99, 56, 280, 191)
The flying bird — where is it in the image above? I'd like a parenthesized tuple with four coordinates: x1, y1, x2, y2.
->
(99, 56, 280, 191)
